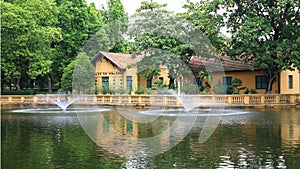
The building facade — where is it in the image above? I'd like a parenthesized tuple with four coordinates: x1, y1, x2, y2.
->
(92, 52, 169, 93)
(93, 52, 300, 94)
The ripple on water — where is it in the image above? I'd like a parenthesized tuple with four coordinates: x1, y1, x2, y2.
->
(8, 108, 112, 114)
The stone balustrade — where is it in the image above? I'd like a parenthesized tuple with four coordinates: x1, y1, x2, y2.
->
(1, 94, 300, 108)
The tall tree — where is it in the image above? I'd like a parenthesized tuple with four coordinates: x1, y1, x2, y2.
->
(180, 0, 228, 55)
(103, 0, 129, 53)
(184, 0, 300, 93)
(1, 0, 61, 90)
(129, 1, 215, 89)
(53, 0, 102, 89)
(72, 52, 95, 94)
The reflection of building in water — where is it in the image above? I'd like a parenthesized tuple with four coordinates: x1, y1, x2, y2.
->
(279, 109, 300, 148)
(95, 112, 178, 156)
(94, 111, 194, 158)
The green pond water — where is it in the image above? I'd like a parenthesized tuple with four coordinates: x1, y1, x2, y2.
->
(1, 107, 300, 169)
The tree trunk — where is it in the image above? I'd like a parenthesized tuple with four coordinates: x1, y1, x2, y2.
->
(16, 75, 22, 90)
(48, 76, 52, 92)
(266, 75, 276, 94)
(168, 77, 175, 90)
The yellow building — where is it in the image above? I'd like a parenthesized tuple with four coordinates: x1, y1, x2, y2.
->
(92, 52, 299, 94)
(189, 56, 300, 94)
(92, 52, 169, 93)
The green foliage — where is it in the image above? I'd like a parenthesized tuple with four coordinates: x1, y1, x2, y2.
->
(213, 80, 226, 94)
(181, 84, 200, 94)
(1, 90, 36, 95)
(198, 71, 213, 92)
(153, 79, 167, 90)
(101, 86, 111, 94)
(245, 88, 258, 94)
(135, 86, 145, 95)
(180, 0, 228, 55)
(72, 52, 95, 94)
(116, 87, 127, 94)
(129, 1, 208, 90)
(1, 0, 61, 90)
(61, 60, 76, 92)
(231, 78, 246, 94)
(192, 0, 300, 93)
(146, 88, 152, 94)
(54, 0, 103, 84)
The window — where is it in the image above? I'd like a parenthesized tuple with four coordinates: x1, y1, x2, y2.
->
(256, 76, 266, 89)
(147, 77, 152, 88)
(288, 75, 293, 89)
(223, 77, 232, 86)
(102, 77, 109, 88)
(195, 77, 202, 87)
(126, 76, 133, 90)
(159, 77, 164, 82)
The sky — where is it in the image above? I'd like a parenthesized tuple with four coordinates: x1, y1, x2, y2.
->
(85, 0, 195, 16)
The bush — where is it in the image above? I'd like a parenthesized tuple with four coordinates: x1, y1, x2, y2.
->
(181, 84, 200, 94)
(146, 88, 152, 94)
(213, 80, 226, 94)
(116, 87, 126, 94)
(1, 90, 36, 95)
(101, 87, 110, 94)
(135, 86, 144, 94)
(250, 89, 258, 94)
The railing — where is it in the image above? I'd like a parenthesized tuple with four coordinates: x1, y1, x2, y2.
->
(1, 94, 300, 108)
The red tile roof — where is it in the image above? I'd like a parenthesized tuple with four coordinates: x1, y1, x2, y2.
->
(91, 51, 143, 70)
(189, 56, 253, 73)
(92, 51, 253, 73)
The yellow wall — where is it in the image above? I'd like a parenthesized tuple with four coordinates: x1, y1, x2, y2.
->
(280, 68, 300, 94)
(95, 57, 129, 90)
(94, 57, 170, 93)
(212, 71, 279, 94)
(137, 67, 170, 91)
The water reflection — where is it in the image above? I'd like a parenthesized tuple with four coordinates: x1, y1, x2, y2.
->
(1, 108, 300, 168)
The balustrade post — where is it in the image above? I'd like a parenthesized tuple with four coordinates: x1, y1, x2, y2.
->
(244, 95, 250, 105)
(290, 95, 296, 104)
(33, 96, 38, 103)
(228, 96, 232, 105)
(275, 95, 280, 104)
(261, 95, 265, 104)
(128, 96, 131, 104)
(21, 96, 25, 103)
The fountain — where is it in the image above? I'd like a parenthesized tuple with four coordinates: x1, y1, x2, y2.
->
(50, 94, 76, 111)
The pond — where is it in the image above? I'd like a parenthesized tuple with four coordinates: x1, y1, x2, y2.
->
(1, 107, 300, 169)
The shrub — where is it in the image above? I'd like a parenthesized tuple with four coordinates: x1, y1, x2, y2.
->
(146, 88, 152, 94)
(250, 89, 258, 94)
(116, 87, 126, 94)
(101, 87, 110, 94)
(1, 90, 36, 95)
(182, 84, 200, 94)
(213, 80, 226, 94)
(135, 86, 144, 94)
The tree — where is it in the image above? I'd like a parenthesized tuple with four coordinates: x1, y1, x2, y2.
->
(72, 52, 95, 94)
(83, 0, 130, 57)
(198, 70, 213, 93)
(180, 0, 228, 55)
(61, 60, 76, 92)
(187, 0, 300, 93)
(129, 1, 213, 90)
(53, 0, 102, 89)
(1, 0, 61, 90)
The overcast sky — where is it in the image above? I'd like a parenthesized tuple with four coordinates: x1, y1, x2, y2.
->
(85, 0, 195, 16)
